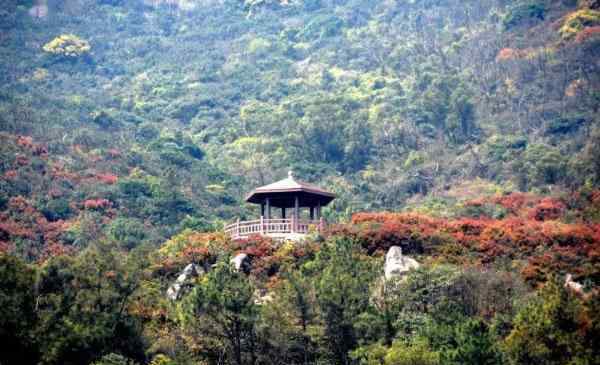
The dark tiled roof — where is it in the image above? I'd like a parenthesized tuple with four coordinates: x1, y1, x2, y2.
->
(245, 171, 335, 203)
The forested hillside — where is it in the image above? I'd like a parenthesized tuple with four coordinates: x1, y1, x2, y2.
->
(1, 0, 600, 364)
(1, 0, 600, 253)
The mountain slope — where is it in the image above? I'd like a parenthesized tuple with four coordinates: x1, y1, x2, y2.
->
(1, 0, 599, 259)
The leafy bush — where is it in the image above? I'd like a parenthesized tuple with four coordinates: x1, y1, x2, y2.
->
(383, 339, 440, 365)
(0, 255, 38, 365)
(90, 111, 118, 129)
(504, 278, 598, 364)
(297, 14, 344, 40)
(107, 217, 147, 249)
(503, 2, 546, 29)
(545, 115, 587, 134)
(91, 353, 139, 365)
(135, 123, 160, 142)
(41, 198, 73, 222)
(118, 179, 152, 198)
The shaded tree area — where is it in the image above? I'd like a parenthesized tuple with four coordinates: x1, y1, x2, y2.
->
(3, 224, 598, 365)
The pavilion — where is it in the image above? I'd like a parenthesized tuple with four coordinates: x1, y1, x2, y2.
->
(224, 171, 335, 240)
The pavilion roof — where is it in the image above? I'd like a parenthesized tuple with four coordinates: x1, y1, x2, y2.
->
(245, 171, 335, 206)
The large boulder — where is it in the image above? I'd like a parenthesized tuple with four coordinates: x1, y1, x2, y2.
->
(166, 263, 203, 301)
(231, 253, 252, 273)
(384, 246, 420, 280)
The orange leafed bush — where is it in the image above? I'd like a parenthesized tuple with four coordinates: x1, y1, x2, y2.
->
(341, 192, 600, 285)
(106, 149, 122, 159)
(4, 170, 17, 179)
(96, 173, 118, 185)
(575, 25, 600, 42)
(83, 198, 112, 210)
(16, 135, 47, 156)
(492, 192, 535, 214)
(529, 198, 567, 221)
(16, 136, 34, 148)
(496, 48, 525, 61)
(15, 155, 29, 166)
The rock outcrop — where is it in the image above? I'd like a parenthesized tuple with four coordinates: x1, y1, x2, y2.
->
(166, 263, 203, 301)
(384, 246, 420, 280)
(231, 253, 252, 273)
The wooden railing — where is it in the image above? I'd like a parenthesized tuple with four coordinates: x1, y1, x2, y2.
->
(224, 217, 324, 240)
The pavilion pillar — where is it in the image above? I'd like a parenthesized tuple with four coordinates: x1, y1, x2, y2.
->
(316, 201, 321, 219)
(266, 198, 271, 219)
(293, 195, 299, 233)
(282, 208, 286, 219)
(310, 206, 315, 221)
(261, 203, 265, 218)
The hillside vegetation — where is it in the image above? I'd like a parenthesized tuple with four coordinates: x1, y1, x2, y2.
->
(1, 0, 600, 248)
(1, 0, 600, 364)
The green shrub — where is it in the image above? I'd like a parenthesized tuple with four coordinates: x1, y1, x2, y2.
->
(545, 115, 587, 134)
(90, 111, 117, 129)
(91, 353, 139, 365)
(503, 2, 546, 29)
(118, 178, 152, 198)
(107, 217, 147, 250)
(384, 339, 440, 365)
(135, 123, 160, 142)
(484, 135, 527, 162)
(298, 14, 344, 40)
(159, 148, 192, 167)
(41, 198, 73, 222)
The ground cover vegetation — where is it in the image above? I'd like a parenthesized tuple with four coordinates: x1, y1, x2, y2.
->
(1, 0, 600, 363)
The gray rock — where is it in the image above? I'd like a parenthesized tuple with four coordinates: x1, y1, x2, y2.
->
(565, 273, 584, 294)
(384, 246, 420, 280)
(167, 263, 203, 301)
(231, 253, 251, 272)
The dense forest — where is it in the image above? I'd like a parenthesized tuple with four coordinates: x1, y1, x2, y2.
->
(1, 0, 600, 364)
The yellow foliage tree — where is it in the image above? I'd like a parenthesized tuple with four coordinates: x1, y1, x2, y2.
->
(42, 34, 91, 58)
(559, 9, 600, 39)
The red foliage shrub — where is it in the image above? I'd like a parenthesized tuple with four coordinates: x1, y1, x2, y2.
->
(16, 136, 34, 149)
(106, 149, 121, 159)
(0, 221, 36, 240)
(229, 236, 280, 276)
(17, 135, 47, 157)
(529, 198, 566, 221)
(182, 246, 211, 263)
(8, 196, 37, 216)
(4, 170, 17, 179)
(83, 198, 112, 210)
(96, 173, 118, 185)
(492, 193, 536, 214)
(542, 222, 597, 247)
(38, 243, 75, 263)
(15, 154, 29, 166)
(0, 240, 13, 253)
(342, 212, 443, 254)
(343, 196, 600, 285)
(496, 48, 525, 61)
(448, 218, 489, 236)
(575, 25, 600, 43)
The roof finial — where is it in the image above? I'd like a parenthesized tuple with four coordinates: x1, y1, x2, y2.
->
(288, 170, 294, 179)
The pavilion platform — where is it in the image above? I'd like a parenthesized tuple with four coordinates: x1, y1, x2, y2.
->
(224, 171, 334, 240)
